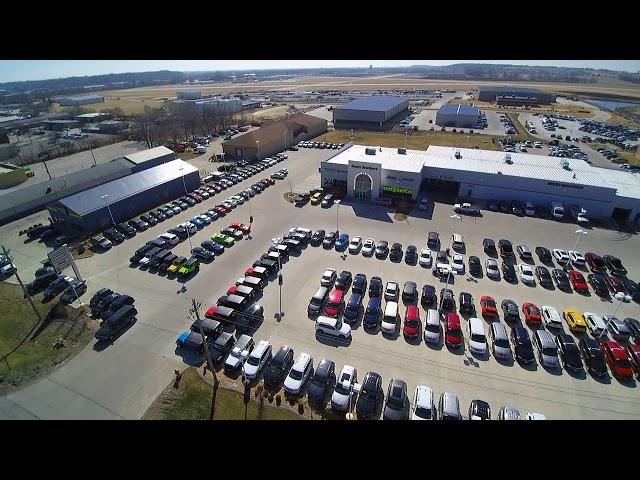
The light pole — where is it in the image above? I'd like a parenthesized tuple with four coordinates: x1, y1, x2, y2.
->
(272, 237, 283, 322)
(599, 292, 632, 340)
(335, 199, 341, 234)
(571, 229, 588, 252)
(256, 140, 260, 161)
(100, 194, 115, 226)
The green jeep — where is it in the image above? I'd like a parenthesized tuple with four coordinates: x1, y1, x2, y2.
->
(178, 257, 200, 276)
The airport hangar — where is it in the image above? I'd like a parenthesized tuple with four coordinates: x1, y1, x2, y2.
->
(436, 104, 480, 128)
(477, 86, 556, 106)
(332, 96, 410, 131)
(48, 159, 199, 235)
(320, 144, 640, 223)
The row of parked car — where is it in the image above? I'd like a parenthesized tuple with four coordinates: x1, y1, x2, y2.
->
(297, 141, 344, 150)
(91, 154, 287, 251)
(90, 289, 137, 342)
(310, 263, 640, 381)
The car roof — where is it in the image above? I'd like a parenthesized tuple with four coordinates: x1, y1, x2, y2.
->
(292, 352, 312, 370)
(316, 358, 334, 376)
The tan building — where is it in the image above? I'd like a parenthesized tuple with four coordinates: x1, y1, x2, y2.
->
(0, 164, 27, 189)
(222, 113, 327, 161)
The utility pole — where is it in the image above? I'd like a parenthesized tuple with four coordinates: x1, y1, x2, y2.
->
(190, 298, 218, 419)
(1, 245, 44, 335)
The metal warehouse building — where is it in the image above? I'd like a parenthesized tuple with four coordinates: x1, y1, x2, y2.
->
(222, 113, 327, 161)
(48, 159, 199, 235)
(320, 144, 640, 223)
(435, 104, 480, 128)
(332, 96, 409, 131)
(478, 86, 555, 105)
(0, 146, 177, 226)
(53, 95, 105, 106)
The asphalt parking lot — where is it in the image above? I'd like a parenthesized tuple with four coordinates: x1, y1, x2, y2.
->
(1, 144, 639, 420)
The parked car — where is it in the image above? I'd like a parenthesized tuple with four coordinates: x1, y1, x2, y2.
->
(579, 338, 608, 377)
(263, 345, 294, 389)
(511, 325, 534, 364)
(356, 371, 383, 420)
(383, 379, 408, 420)
(284, 352, 314, 395)
(601, 340, 633, 380)
(307, 358, 336, 407)
(331, 365, 358, 412)
(556, 334, 584, 372)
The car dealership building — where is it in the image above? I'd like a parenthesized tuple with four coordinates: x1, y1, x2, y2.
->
(320, 144, 640, 223)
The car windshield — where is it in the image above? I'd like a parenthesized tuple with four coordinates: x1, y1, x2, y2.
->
(448, 328, 461, 337)
(425, 324, 440, 333)
(495, 338, 510, 348)
(289, 368, 303, 380)
(247, 355, 261, 366)
(617, 358, 632, 368)
(406, 319, 419, 328)
(542, 347, 556, 356)
(485, 300, 496, 308)
(471, 334, 486, 343)
(415, 406, 432, 419)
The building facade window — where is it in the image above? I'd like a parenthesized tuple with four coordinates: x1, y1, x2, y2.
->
(354, 173, 372, 200)
(382, 185, 412, 198)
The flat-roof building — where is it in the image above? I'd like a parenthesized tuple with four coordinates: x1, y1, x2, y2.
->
(76, 112, 112, 123)
(176, 90, 201, 99)
(478, 86, 555, 105)
(44, 119, 80, 131)
(48, 159, 199, 235)
(54, 95, 105, 106)
(332, 96, 409, 131)
(320, 144, 640, 223)
(436, 104, 480, 128)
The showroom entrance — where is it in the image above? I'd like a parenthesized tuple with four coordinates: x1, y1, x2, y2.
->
(354, 173, 372, 200)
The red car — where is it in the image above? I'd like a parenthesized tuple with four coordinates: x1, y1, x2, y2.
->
(229, 222, 251, 234)
(480, 296, 498, 318)
(324, 288, 344, 317)
(522, 302, 542, 326)
(626, 344, 640, 376)
(568, 270, 589, 293)
(604, 275, 625, 294)
(403, 304, 420, 338)
(215, 204, 231, 213)
(601, 340, 634, 380)
(585, 252, 606, 273)
(188, 193, 203, 203)
(444, 312, 463, 348)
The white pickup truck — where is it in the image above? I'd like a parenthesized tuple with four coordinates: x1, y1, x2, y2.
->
(453, 202, 481, 216)
(570, 205, 589, 225)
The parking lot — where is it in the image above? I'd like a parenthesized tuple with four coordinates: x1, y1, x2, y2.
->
(1, 143, 640, 420)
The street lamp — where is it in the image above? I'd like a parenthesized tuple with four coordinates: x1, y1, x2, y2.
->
(100, 194, 115, 226)
(335, 199, 341, 234)
(598, 292, 632, 340)
(572, 229, 588, 252)
(272, 237, 283, 321)
(256, 140, 260, 161)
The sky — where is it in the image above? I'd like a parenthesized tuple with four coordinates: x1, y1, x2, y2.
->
(1, 60, 639, 83)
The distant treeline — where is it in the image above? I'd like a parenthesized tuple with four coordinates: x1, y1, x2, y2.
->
(619, 72, 640, 84)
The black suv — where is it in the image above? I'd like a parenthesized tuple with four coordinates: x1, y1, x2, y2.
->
(322, 231, 337, 248)
(311, 229, 325, 246)
(402, 281, 417, 304)
(307, 358, 336, 407)
(502, 261, 516, 282)
(389, 243, 403, 262)
(427, 232, 439, 249)
(498, 239, 513, 257)
(352, 273, 367, 295)
(459, 292, 475, 314)
(439, 288, 455, 312)
(535, 266, 553, 288)
(263, 345, 294, 389)
(468, 399, 491, 420)
(421, 285, 437, 309)
(501, 299, 520, 323)
(375, 241, 389, 259)
(483, 238, 496, 255)
(468, 256, 482, 277)
(335, 271, 353, 291)
(369, 276, 383, 297)
(404, 245, 417, 265)
(510, 325, 534, 364)
(356, 371, 384, 420)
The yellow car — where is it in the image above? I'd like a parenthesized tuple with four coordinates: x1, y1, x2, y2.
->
(562, 308, 587, 333)
(310, 192, 323, 205)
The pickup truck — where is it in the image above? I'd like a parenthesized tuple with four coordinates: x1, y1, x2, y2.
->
(570, 205, 589, 225)
(453, 203, 481, 216)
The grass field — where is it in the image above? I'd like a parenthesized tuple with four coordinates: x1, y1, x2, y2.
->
(604, 109, 640, 128)
(142, 367, 303, 420)
(0, 282, 96, 394)
(316, 129, 499, 151)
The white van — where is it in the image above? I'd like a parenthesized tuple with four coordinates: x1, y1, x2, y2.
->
(451, 234, 464, 251)
(381, 301, 399, 334)
(423, 309, 441, 344)
(550, 202, 564, 220)
(467, 317, 487, 356)
(524, 202, 536, 217)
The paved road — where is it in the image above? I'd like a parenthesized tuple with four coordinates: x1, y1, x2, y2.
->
(2, 146, 640, 419)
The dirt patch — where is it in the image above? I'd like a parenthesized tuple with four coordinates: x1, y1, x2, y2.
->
(284, 192, 295, 203)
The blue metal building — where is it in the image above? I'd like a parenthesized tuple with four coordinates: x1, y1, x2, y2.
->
(332, 96, 409, 131)
(48, 159, 199, 235)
